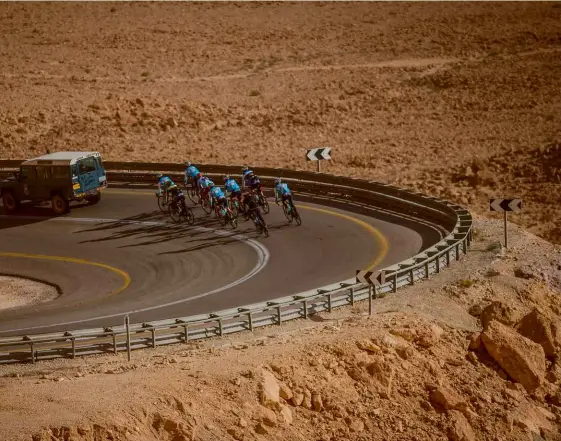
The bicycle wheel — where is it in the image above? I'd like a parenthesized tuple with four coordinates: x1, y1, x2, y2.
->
(157, 195, 167, 212)
(201, 197, 212, 215)
(229, 200, 239, 218)
(181, 203, 195, 225)
(260, 194, 270, 214)
(229, 213, 238, 229)
(282, 202, 293, 222)
(168, 202, 181, 223)
(292, 204, 302, 226)
(217, 208, 227, 226)
(187, 186, 199, 205)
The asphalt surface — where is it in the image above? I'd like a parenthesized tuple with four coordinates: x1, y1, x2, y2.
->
(0, 188, 435, 336)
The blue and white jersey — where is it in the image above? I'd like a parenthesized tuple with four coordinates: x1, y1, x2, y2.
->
(224, 178, 241, 194)
(210, 186, 226, 200)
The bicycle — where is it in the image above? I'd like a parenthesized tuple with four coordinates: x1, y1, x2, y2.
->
(215, 201, 238, 229)
(282, 198, 302, 225)
(157, 190, 172, 212)
(251, 185, 270, 214)
(184, 178, 200, 205)
(199, 190, 213, 215)
(248, 209, 269, 237)
(227, 196, 242, 219)
(168, 193, 195, 225)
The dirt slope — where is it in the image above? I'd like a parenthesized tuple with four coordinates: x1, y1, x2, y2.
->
(0, 2, 560, 241)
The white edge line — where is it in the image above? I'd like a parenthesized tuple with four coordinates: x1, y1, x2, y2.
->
(0, 215, 269, 333)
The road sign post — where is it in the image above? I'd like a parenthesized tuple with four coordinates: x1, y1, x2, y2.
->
(306, 147, 332, 173)
(125, 315, 131, 361)
(489, 198, 522, 249)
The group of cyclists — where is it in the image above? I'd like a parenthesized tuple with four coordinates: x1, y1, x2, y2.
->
(155, 162, 299, 235)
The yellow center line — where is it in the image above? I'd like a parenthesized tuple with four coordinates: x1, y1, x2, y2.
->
(104, 188, 389, 271)
(0, 252, 131, 296)
(296, 204, 389, 270)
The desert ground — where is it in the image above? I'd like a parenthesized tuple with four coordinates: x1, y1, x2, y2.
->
(1, 2, 561, 441)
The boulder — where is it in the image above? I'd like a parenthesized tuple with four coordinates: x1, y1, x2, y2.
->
(259, 405, 277, 427)
(468, 333, 482, 351)
(448, 410, 475, 441)
(291, 390, 304, 407)
(516, 308, 558, 357)
(481, 320, 546, 392)
(279, 381, 293, 401)
(366, 356, 395, 397)
(481, 301, 517, 329)
(259, 369, 281, 410)
(279, 405, 293, 425)
(356, 339, 382, 353)
(389, 327, 417, 342)
(429, 386, 466, 411)
(311, 392, 323, 411)
(468, 304, 483, 318)
(415, 323, 444, 348)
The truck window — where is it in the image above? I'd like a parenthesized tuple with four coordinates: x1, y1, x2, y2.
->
(78, 157, 96, 174)
(52, 166, 70, 179)
(36, 166, 52, 180)
(94, 156, 105, 173)
(20, 166, 36, 180)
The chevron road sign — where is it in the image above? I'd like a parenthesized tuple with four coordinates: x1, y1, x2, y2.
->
(489, 198, 522, 248)
(306, 147, 332, 161)
(306, 147, 332, 172)
(356, 270, 385, 286)
(489, 198, 522, 213)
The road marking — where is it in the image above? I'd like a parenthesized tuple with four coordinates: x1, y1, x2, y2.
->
(296, 204, 389, 271)
(104, 188, 389, 269)
(0, 216, 270, 334)
(0, 252, 131, 295)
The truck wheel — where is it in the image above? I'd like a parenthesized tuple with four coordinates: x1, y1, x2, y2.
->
(87, 193, 101, 205)
(2, 191, 19, 213)
(51, 194, 69, 215)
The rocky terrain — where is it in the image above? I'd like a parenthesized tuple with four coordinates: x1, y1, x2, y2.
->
(0, 2, 560, 242)
(1, 219, 561, 441)
(1, 3, 561, 440)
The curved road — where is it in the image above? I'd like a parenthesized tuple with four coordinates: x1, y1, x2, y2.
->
(0, 188, 436, 336)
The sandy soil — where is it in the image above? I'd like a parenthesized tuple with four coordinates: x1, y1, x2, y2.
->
(1, 3, 561, 441)
(0, 2, 560, 242)
(1, 218, 561, 441)
(0, 275, 58, 311)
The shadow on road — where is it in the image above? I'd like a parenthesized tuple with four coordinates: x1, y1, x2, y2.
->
(0, 201, 92, 231)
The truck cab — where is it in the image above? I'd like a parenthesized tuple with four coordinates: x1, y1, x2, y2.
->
(0, 151, 108, 215)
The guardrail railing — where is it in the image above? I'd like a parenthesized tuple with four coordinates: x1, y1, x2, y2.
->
(0, 160, 473, 364)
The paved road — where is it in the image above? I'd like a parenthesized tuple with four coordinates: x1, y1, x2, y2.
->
(0, 188, 435, 336)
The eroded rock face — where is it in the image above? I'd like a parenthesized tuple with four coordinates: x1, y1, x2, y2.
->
(448, 410, 475, 441)
(259, 369, 281, 410)
(516, 308, 559, 357)
(481, 320, 546, 392)
(480, 301, 517, 329)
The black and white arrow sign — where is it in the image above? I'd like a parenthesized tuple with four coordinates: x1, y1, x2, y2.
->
(489, 198, 522, 213)
(306, 147, 332, 161)
(356, 270, 385, 286)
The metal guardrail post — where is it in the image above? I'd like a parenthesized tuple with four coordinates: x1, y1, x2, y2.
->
(151, 328, 157, 347)
(368, 286, 373, 315)
(436, 256, 440, 273)
(327, 294, 332, 312)
(277, 306, 282, 326)
(456, 244, 460, 261)
(71, 338, 76, 359)
(112, 334, 117, 354)
(303, 301, 308, 319)
(393, 273, 398, 293)
(463, 238, 467, 254)
(248, 313, 253, 332)
(183, 325, 189, 341)
(30, 342, 35, 364)
(446, 250, 450, 268)
(125, 315, 131, 362)
(218, 319, 223, 337)
(425, 262, 429, 279)
(409, 269, 414, 285)
(350, 287, 355, 306)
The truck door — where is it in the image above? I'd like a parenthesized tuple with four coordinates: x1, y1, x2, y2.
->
(77, 157, 99, 192)
(19, 165, 38, 201)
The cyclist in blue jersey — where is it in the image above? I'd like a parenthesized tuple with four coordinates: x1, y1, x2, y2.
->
(242, 166, 254, 189)
(184, 161, 202, 190)
(209, 183, 228, 212)
(274, 178, 293, 207)
(199, 176, 213, 202)
(155, 173, 181, 203)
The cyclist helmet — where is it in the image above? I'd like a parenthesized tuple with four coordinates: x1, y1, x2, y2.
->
(208, 180, 215, 187)
(185, 161, 191, 167)
(224, 175, 231, 183)
(242, 166, 249, 173)
(156, 173, 163, 179)
(274, 178, 281, 185)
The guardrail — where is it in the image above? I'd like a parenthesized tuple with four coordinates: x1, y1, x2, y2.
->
(0, 160, 473, 364)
